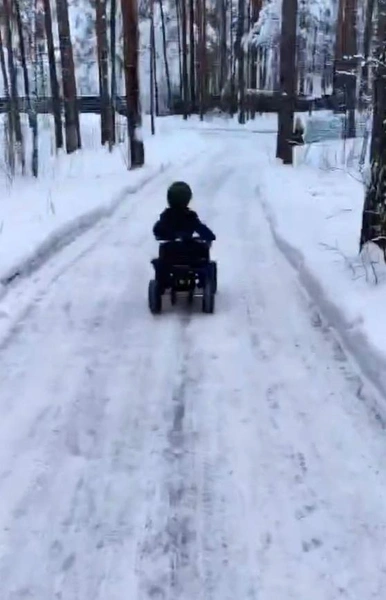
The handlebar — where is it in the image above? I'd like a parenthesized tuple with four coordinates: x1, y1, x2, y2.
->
(177, 235, 203, 242)
(156, 235, 211, 244)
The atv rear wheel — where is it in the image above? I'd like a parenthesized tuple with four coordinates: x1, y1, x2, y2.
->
(148, 279, 162, 314)
(202, 280, 215, 314)
(209, 261, 217, 293)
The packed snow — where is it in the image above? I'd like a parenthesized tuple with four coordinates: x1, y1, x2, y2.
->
(1, 118, 386, 599)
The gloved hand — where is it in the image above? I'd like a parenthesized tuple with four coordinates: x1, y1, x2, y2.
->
(175, 232, 192, 241)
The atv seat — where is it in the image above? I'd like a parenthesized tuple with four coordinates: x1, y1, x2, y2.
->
(158, 239, 210, 265)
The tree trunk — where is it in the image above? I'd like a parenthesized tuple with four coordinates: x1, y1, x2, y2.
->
(219, 0, 227, 94)
(56, 0, 81, 153)
(276, 0, 298, 164)
(159, 0, 172, 109)
(0, 27, 10, 106)
(14, 0, 31, 111)
(333, 0, 358, 133)
(121, 0, 145, 167)
(189, 0, 196, 110)
(201, 0, 207, 119)
(246, 0, 251, 119)
(3, 0, 25, 171)
(96, 0, 112, 146)
(153, 21, 159, 116)
(259, 46, 267, 89)
(150, 0, 156, 133)
(297, 0, 307, 95)
(181, 0, 189, 118)
(43, 0, 63, 149)
(229, 1, 236, 115)
(30, 0, 39, 177)
(0, 24, 15, 175)
(19, 0, 38, 177)
(360, 0, 376, 107)
(370, 0, 386, 161)
(110, 0, 117, 144)
(197, 0, 204, 118)
(360, 0, 386, 254)
(236, 0, 245, 123)
(344, 0, 358, 137)
(309, 24, 318, 96)
(175, 0, 183, 100)
(250, 40, 257, 94)
(333, 0, 345, 100)
(321, 21, 331, 94)
(250, 0, 262, 91)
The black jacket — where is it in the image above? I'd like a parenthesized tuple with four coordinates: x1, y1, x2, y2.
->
(153, 207, 216, 242)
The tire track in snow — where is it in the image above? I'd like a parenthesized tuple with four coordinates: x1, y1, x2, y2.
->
(165, 160, 265, 600)
(134, 158, 236, 600)
(134, 324, 200, 600)
(165, 347, 198, 597)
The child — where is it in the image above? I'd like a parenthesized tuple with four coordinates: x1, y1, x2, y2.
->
(153, 181, 216, 242)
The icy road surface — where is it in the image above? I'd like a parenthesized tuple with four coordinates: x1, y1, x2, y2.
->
(0, 134, 386, 600)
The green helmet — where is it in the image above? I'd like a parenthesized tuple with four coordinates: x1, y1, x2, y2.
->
(167, 181, 192, 209)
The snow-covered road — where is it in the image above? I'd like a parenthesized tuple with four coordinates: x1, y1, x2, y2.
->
(1, 133, 386, 600)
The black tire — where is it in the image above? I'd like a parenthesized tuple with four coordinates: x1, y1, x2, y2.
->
(209, 261, 217, 293)
(148, 279, 162, 314)
(171, 289, 177, 305)
(187, 290, 194, 305)
(202, 280, 215, 314)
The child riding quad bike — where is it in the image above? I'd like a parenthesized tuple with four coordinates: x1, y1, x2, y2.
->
(148, 181, 217, 314)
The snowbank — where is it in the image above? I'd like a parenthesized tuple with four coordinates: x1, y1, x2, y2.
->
(260, 138, 386, 397)
(0, 114, 207, 287)
(170, 110, 344, 137)
(296, 135, 368, 174)
(159, 112, 282, 135)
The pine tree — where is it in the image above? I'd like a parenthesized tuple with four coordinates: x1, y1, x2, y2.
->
(333, 0, 358, 136)
(43, 0, 63, 150)
(149, 0, 156, 133)
(110, 0, 117, 144)
(181, 0, 189, 117)
(121, 0, 145, 167)
(360, 0, 386, 253)
(276, 0, 298, 164)
(56, 0, 81, 153)
(96, 0, 113, 146)
(236, 0, 246, 123)
(3, 0, 25, 171)
(159, 0, 172, 110)
(189, 0, 196, 110)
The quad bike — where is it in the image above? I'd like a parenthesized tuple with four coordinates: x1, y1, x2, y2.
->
(148, 236, 217, 314)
